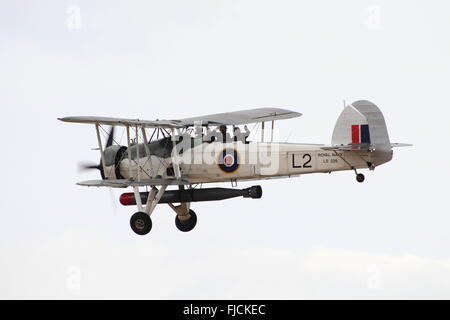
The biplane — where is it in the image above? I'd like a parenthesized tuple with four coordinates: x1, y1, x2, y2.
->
(59, 100, 410, 235)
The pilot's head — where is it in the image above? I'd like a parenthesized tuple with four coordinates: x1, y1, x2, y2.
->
(219, 125, 227, 134)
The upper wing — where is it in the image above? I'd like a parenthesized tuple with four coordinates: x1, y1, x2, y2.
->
(58, 116, 184, 128)
(179, 107, 302, 126)
(77, 178, 190, 188)
(59, 107, 301, 128)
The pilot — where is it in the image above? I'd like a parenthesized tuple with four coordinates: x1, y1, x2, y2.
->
(203, 126, 215, 143)
(219, 125, 231, 143)
(233, 127, 242, 142)
(212, 127, 222, 142)
(243, 125, 250, 144)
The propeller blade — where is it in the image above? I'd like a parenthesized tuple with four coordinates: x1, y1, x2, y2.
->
(78, 162, 101, 172)
(78, 161, 105, 179)
(106, 126, 115, 148)
(78, 126, 113, 179)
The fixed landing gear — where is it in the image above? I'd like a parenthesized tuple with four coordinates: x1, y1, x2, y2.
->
(356, 173, 365, 183)
(175, 209, 197, 232)
(129, 209, 198, 235)
(130, 212, 152, 235)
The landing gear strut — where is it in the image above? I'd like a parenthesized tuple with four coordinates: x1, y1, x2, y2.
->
(175, 209, 197, 232)
(130, 212, 152, 235)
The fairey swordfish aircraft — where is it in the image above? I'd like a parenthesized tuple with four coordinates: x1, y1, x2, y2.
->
(59, 100, 410, 236)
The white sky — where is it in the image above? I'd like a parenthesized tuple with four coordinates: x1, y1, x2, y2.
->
(1, 0, 449, 299)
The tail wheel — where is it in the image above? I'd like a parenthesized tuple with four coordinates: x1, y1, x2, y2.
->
(130, 212, 152, 235)
(175, 209, 197, 232)
(356, 173, 365, 183)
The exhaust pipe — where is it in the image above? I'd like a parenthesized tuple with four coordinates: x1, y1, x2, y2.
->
(120, 186, 262, 206)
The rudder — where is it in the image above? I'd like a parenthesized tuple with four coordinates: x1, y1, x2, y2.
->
(331, 100, 391, 149)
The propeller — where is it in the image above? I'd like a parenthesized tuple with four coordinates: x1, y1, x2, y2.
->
(105, 125, 115, 148)
(79, 126, 115, 179)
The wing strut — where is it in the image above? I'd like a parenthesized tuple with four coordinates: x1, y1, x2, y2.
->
(171, 128, 182, 180)
(126, 126, 133, 179)
(261, 121, 265, 142)
(135, 124, 141, 182)
(95, 123, 108, 179)
(271, 120, 274, 142)
(141, 127, 153, 177)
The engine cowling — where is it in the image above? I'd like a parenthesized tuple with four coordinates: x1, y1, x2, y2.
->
(102, 145, 127, 179)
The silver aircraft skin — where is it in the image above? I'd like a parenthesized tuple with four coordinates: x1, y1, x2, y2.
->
(59, 100, 410, 235)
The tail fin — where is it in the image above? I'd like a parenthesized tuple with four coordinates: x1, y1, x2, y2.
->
(331, 100, 391, 150)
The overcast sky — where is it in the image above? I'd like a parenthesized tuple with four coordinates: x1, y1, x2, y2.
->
(1, 0, 449, 299)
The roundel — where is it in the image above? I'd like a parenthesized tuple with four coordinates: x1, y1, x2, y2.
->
(218, 148, 239, 173)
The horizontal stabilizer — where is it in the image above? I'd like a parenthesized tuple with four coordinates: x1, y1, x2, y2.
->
(321, 144, 373, 151)
(322, 142, 412, 151)
(77, 178, 189, 188)
(391, 143, 412, 148)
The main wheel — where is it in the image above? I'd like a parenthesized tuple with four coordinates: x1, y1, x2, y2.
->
(130, 212, 152, 235)
(356, 173, 365, 183)
(175, 209, 197, 232)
